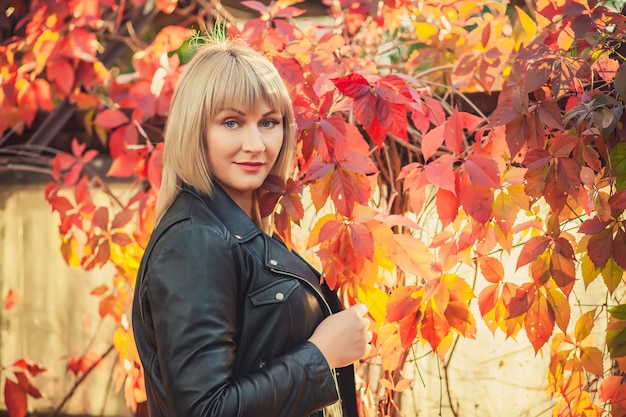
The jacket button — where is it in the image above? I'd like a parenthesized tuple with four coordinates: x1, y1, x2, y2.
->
(269, 259, 278, 266)
(234, 234, 242, 240)
(275, 292, 284, 301)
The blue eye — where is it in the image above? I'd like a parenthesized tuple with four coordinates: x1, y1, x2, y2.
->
(224, 120, 239, 129)
(261, 119, 280, 128)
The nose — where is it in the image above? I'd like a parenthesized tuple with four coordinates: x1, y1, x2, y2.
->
(242, 126, 266, 153)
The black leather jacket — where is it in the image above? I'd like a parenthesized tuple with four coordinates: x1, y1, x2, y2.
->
(132, 185, 357, 417)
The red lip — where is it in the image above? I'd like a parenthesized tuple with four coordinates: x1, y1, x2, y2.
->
(236, 162, 264, 172)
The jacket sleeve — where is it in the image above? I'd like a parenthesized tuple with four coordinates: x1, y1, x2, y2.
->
(141, 225, 339, 417)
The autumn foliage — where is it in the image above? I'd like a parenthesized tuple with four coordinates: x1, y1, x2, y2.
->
(3, 0, 626, 415)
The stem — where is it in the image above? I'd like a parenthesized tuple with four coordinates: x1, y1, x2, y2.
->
(49, 344, 116, 417)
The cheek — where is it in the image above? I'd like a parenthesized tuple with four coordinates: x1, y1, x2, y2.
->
(269, 133, 284, 158)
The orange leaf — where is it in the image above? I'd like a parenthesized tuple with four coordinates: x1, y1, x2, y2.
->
(478, 283, 499, 317)
(393, 234, 437, 279)
(420, 302, 450, 352)
(478, 256, 504, 283)
(4, 289, 20, 311)
(156, 0, 177, 14)
(386, 286, 424, 348)
(90, 284, 109, 296)
(580, 346, 604, 377)
(545, 286, 570, 333)
(525, 291, 555, 353)
(551, 237, 576, 292)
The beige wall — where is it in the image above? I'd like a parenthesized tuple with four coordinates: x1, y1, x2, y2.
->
(0, 182, 131, 416)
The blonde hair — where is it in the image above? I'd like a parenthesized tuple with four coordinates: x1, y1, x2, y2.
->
(155, 39, 297, 232)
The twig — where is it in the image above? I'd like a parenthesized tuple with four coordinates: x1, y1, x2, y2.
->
(49, 344, 116, 417)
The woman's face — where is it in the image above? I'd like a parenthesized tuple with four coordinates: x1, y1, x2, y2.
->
(205, 100, 284, 215)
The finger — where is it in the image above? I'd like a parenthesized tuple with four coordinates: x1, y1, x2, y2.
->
(365, 330, 373, 342)
(352, 303, 369, 317)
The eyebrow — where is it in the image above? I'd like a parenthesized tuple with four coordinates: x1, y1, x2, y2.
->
(221, 108, 280, 117)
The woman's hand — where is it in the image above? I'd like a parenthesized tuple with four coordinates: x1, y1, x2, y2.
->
(308, 303, 372, 369)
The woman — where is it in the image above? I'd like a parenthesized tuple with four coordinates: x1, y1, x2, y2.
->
(132, 38, 372, 417)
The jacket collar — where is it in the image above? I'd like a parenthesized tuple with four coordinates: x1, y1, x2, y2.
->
(183, 183, 323, 289)
(183, 183, 262, 243)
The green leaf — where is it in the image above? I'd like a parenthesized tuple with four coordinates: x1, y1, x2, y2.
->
(607, 327, 626, 358)
(609, 304, 626, 320)
(610, 142, 626, 191)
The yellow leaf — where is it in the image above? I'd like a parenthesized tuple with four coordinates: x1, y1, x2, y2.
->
(514, 6, 536, 50)
(356, 283, 389, 323)
(601, 258, 623, 294)
(574, 308, 596, 343)
(415, 22, 438, 40)
(580, 253, 600, 288)
(557, 25, 575, 51)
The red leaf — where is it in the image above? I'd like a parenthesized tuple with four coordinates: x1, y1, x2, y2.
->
(353, 93, 377, 128)
(92, 207, 109, 230)
(609, 190, 626, 210)
(556, 157, 581, 196)
(588, 228, 613, 269)
(4, 378, 27, 417)
(331, 73, 371, 99)
(330, 168, 370, 217)
(376, 100, 407, 141)
(421, 124, 445, 161)
(106, 153, 141, 177)
(508, 283, 535, 318)
(613, 228, 626, 270)
(274, 6, 306, 18)
(435, 189, 458, 228)
(111, 209, 135, 231)
(241, 0, 269, 13)
(424, 156, 456, 194)
(579, 217, 611, 235)
(375, 75, 409, 104)
(273, 55, 304, 86)
(458, 174, 493, 223)
(444, 109, 464, 155)
(464, 154, 500, 189)
(348, 223, 375, 260)
(536, 100, 564, 130)
(111, 233, 133, 247)
(47, 59, 75, 96)
(94, 109, 129, 130)
(516, 235, 552, 269)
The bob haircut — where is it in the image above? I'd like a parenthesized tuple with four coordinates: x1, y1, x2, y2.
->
(155, 39, 297, 231)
